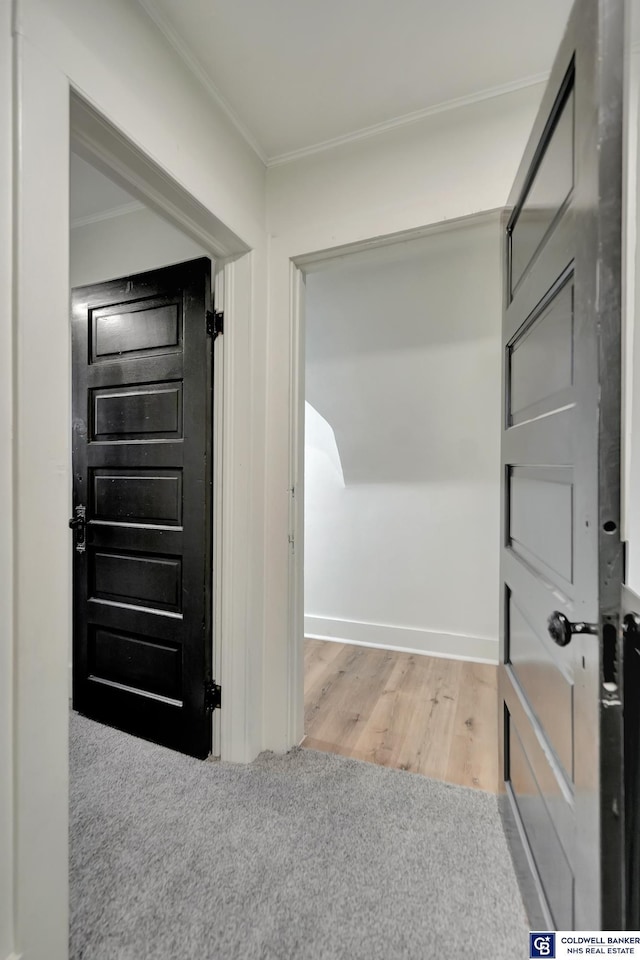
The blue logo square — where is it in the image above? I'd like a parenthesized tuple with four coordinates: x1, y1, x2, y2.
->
(530, 933, 555, 958)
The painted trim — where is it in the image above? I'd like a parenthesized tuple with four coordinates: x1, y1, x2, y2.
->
(267, 73, 549, 167)
(287, 264, 306, 747)
(137, 0, 267, 165)
(305, 616, 499, 665)
(14, 35, 71, 960)
(295, 208, 502, 272)
(4, 953, 23, 960)
(217, 254, 262, 763)
(211, 263, 224, 760)
(70, 199, 144, 229)
(3, 7, 16, 959)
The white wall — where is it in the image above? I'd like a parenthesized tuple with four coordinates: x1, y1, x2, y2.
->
(70, 205, 209, 288)
(0, 0, 13, 954)
(304, 220, 501, 662)
(267, 83, 544, 243)
(264, 81, 545, 750)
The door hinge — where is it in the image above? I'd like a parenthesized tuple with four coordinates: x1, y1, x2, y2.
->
(204, 679, 222, 711)
(206, 309, 224, 339)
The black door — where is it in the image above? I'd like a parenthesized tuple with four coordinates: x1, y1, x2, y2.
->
(71, 257, 214, 759)
(499, 0, 625, 931)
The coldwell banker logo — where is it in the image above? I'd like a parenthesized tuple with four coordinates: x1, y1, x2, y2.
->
(530, 933, 556, 958)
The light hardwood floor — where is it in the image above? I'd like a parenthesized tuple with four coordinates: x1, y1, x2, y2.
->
(302, 639, 499, 793)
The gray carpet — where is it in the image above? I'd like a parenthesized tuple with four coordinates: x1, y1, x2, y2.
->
(70, 712, 529, 960)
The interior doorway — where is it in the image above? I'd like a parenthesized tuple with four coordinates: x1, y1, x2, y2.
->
(69, 186, 216, 756)
(297, 212, 503, 792)
(68, 131, 229, 757)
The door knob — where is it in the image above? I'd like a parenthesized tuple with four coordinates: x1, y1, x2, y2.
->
(547, 611, 597, 646)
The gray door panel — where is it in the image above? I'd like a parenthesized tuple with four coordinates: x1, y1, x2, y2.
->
(499, 0, 625, 931)
(623, 585, 640, 927)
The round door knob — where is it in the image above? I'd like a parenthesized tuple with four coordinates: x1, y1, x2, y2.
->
(547, 611, 598, 646)
(548, 611, 572, 646)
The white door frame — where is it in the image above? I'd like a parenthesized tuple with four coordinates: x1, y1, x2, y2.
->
(11, 36, 256, 960)
(284, 210, 502, 748)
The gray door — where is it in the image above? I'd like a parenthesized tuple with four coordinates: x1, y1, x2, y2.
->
(499, 0, 625, 931)
(623, 585, 640, 929)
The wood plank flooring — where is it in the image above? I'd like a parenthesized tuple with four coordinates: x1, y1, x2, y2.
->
(302, 639, 498, 792)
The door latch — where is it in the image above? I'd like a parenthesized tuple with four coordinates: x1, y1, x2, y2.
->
(68, 505, 87, 553)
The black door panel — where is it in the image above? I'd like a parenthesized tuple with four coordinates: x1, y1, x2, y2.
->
(72, 257, 213, 759)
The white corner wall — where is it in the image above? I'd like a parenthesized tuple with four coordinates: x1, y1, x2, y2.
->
(304, 220, 501, 663)
(0, 0, 13, 955)
(70, 205, 209, 288)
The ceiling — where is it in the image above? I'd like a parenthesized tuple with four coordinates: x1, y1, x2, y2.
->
(69, 153, 140, 226)
(138, 0, 627, 163)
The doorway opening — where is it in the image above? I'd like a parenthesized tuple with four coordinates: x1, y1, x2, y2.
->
(296, 211, 503, 791)
(67, 92, 253, 763)
(69, 149, 222, 757)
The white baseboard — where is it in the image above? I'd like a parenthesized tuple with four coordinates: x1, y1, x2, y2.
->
(304, 615, 498, 664)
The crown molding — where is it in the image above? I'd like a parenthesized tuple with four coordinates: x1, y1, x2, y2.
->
(70, 200, 145, 230)
(268, 39, 640, 169)
(266, 72, 550, 168)
(136, 3, 640, 172)
(137, 0, 268, 165)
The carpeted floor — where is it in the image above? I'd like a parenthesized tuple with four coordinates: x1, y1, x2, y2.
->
(70, 712, 529, 960)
